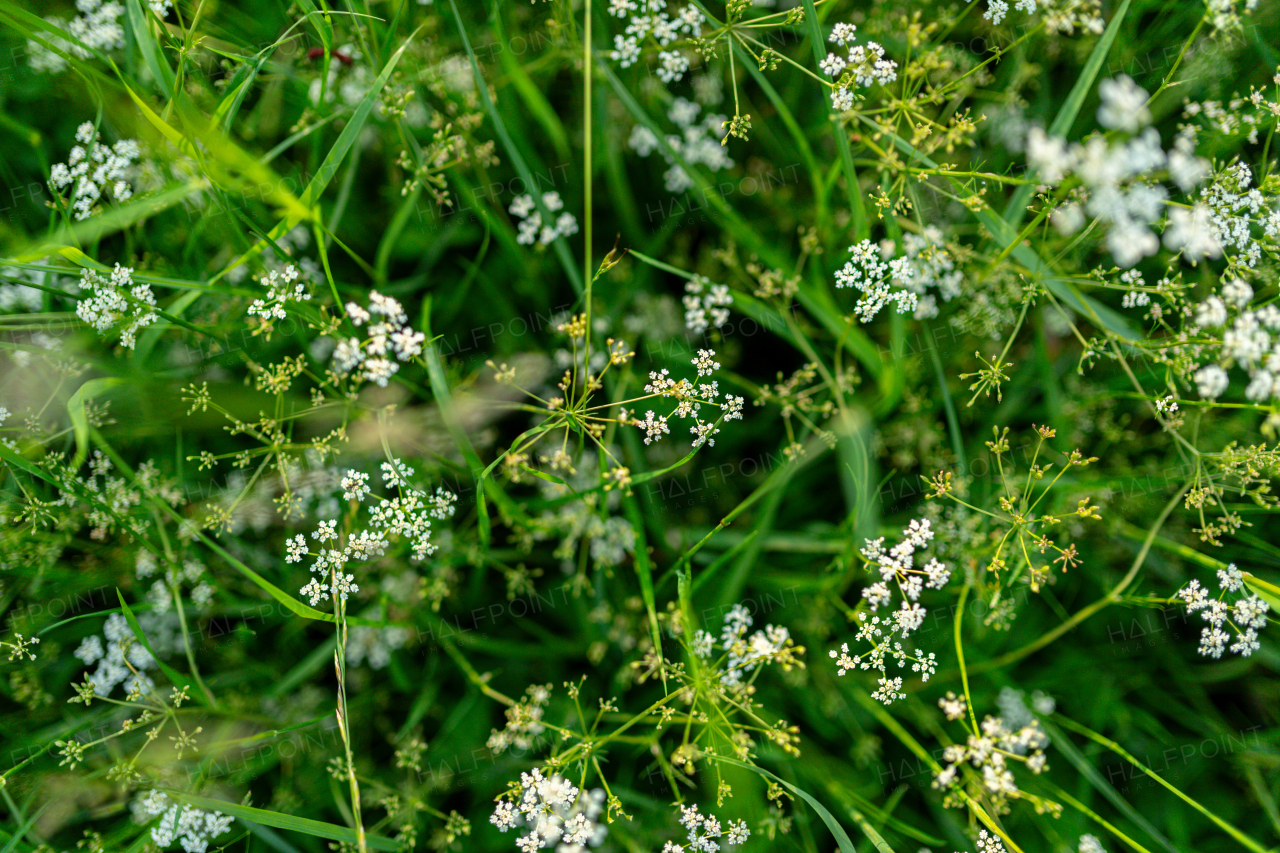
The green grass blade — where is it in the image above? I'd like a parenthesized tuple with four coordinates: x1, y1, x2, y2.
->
(711, 755, 859, 853)
(126, 0, 175, 97)
(159, 791, 401, 851)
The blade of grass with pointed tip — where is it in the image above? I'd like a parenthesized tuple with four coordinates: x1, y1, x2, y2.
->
(126, 0, 175, 97)
(711, 756, 859, 853)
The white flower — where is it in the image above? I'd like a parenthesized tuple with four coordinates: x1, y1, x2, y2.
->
(1194, 364, 1229, 398)
(820, 53, 847, 76)
(1097, 75, 1151, 132)
(1163, 204, 1222, 263)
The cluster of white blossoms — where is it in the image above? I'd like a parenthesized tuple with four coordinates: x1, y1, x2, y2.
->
(138, 791, 233, 853)
(690, 603, 804, 688)
(628, 98, 735, 193)
(621, 349, 744, 448)
(487, 684, 553, 754)
(932, 693, 1052, 810)
(829, 518, 950, 704)
(876, 227, 965, 320)
(1027, 75, 1215, 267)
(956, 830, 1010, 853)
(664, 803, 750, 852)
(49, 122, 142, 221)
(965, 0, 1103, 32)
(1187, 271, 1280, 404)
(74, 613, 166, 699)
(27, 1, 172, 74)
(606, 0, 705, 82)
(823, 23, 899, 112)
(1205, 0, 1260, 31)
(1177, 564, 1271, 658)
(1078, 835, 1109, 853)
(834, 240, 918, 323)
(489, 768, 608, 852)
(139, 553, 216, 614)
(683, 275, 733, 334)
(75, 263, 158, 350)
(290, 461, 456, 607)
(332, 291, 425, 387)
(1196, 161, 1279, 270)
(247, 263, 310, 322)
(510, 191, 580, 246)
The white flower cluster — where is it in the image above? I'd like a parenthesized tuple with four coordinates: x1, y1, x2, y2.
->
(692, 603, 801, 687)
(607, 0, 705, 81)
(665, 803, 750, 852)
(878, 227, 965, 320)
(247, 264, 310, 322)
(487, 684, 553, 753)
(74, 613, 171, 699)
(75, 263, 158, 349)
(824, 23, 898, 112)
(1027, 76, 1214, 268)
(26, 1, 172, 73)
(1205, 0, 1260, 31)
(49, 122, 141, 220)
(683, 275, 733, 334)
(623, 349, 744, 448)
(142, 556, 216, 614)
(1197, 161, 1279, 270)
(140, 791, 233, 853)
(1188, 273, 1280, 403)
(829, 518, 950, 704)
(332, 291, 425, 387)
(489, 767, 608, 852)
(1176, 564, 1270, 658)
(965, 0, 1102, 32)
(834, 239, 919, 322)
(956, 830, 1010, 853)
(1078, 835, 1109, 853)
(291, 462, 456, 607)
(628, 98, 735, 193)
(932, 709, 1051, 803)
(510, 191, 579, 246)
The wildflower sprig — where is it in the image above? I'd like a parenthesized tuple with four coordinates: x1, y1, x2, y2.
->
(829, 517, 950, 705)
(1176, 562, 1272, 658)
(930, 691, 1061, 818)
(487, 312, 744, 484)
(925, 425, 1101, 621)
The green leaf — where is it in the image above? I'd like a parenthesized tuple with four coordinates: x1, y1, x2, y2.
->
(158, 791, 401, 852)
(709, 756, 859, 853)
(67, 378, 125, 470)
(126, 0, 175, 97)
